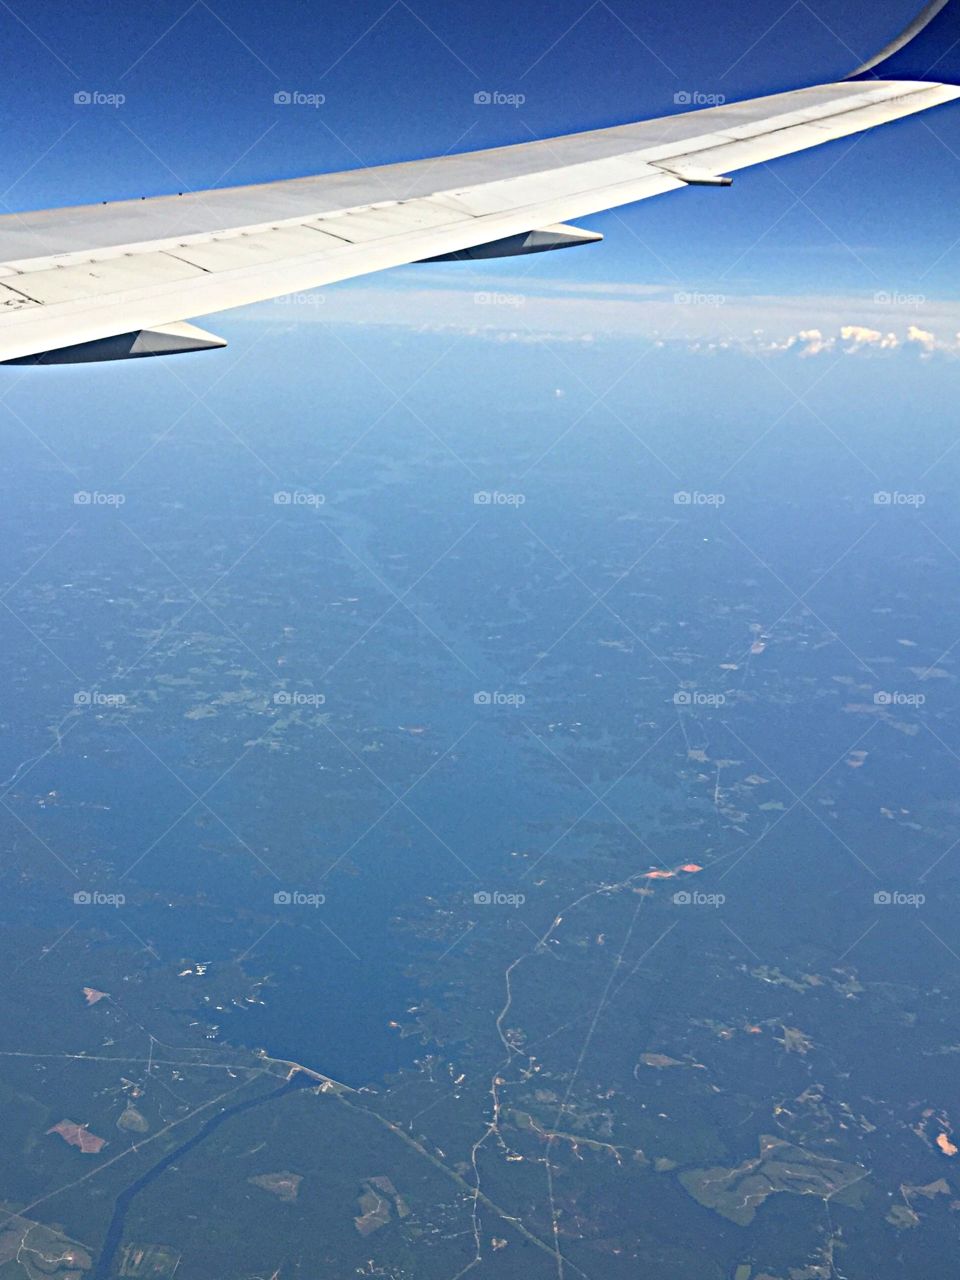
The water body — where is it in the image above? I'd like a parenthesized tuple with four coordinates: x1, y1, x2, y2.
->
(92, 1073, 314, 1280)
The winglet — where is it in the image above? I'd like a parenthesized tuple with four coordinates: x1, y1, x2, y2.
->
(848, 0, 960, 83)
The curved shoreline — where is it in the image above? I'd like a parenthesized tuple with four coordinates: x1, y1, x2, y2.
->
(92, 1071, 316, 1279)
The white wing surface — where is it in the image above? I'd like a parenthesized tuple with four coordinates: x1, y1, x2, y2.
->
(2, 1, 958, 364)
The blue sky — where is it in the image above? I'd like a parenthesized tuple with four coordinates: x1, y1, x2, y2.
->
(2, 0, 960, 307)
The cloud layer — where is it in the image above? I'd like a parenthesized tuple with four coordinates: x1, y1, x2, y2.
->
(248, 273, 960, 358)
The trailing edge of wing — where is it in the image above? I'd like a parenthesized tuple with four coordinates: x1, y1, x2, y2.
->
(1, 0, 959, 365)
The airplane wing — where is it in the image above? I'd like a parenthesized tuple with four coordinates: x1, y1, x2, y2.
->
(2, 0, 958, 365)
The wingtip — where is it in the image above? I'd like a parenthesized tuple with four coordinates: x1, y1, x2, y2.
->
(847, 0, 960, 83)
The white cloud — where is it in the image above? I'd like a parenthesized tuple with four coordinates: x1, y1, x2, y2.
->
(238, 274, 960, 359)
(840, 325, 900, 351)
(763, 329, 838, 356)
(906, 324, 939, 354)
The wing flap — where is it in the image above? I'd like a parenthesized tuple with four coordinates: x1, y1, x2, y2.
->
(164, 223, 349, 271)
(4, 251, 206, 307)
(312, 196, 475, 241)
(0, 283, 37, 312)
